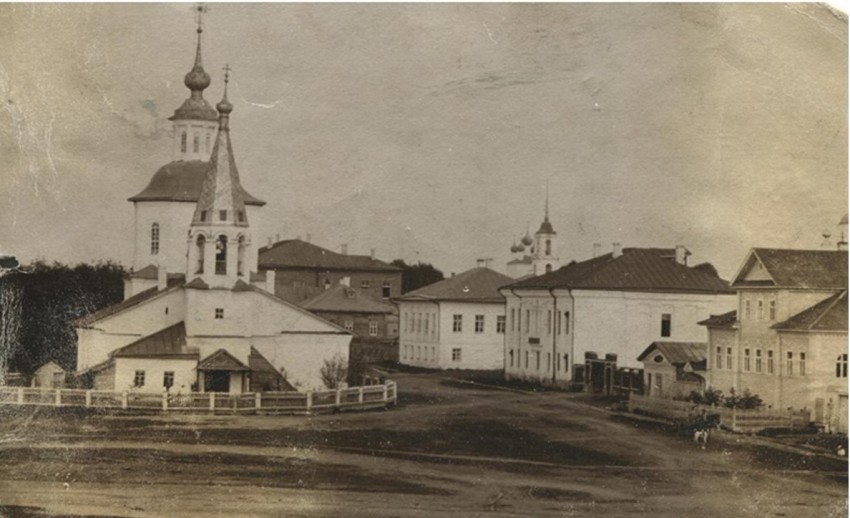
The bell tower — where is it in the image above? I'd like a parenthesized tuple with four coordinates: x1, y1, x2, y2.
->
(532, 182, 560, 275)
(187, 67, 254, 288)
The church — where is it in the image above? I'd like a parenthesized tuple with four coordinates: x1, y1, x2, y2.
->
(75, 19, 351, 394)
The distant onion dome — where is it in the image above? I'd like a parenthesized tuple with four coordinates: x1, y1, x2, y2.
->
(170, 24, 219, 122)
(521, 232, 533, 247)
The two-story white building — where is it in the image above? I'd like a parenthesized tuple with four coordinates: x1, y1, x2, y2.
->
(501, 245, 736, 392)
(397, 267, 513, 370)
(701, 248, 848, 432)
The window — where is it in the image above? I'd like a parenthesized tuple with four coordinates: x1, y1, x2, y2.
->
(726, 347, 732, 369)
(509, 349, 514, 367)
(200, 210, 207, 222)
(453, 314, 463, 333)
(497, 315, 506, 334)
(452, 348, 462, 362)
(547, 352, 551, 371)
(133, 370, 145, 388)
(525, 310, 530, 332)
(545, 264, 552, 273)
(215, 235, 227, 275)
(545, 239, 551, 255)
(150, 223, 160, 255)
(661, 314, 671, 337)
(563, 354, 569, 372)
(799, 352, 806, 376)
(769, 300, 776, 320)
(547, 310, 552, 334)
(180, 131, 187, 153)
(215, 308, 224, 319)
(475, 315, 484, 333)
(431, 347, 435, 361)
(205, 132, 211, 153)
(431, 313, 436, 336)
(195, 235, 206, 273)
(715, 346, 722, 369)
(755, 349, 762, 373)
(237, 211, 245, 223)
(743, 348, 751, 371)
(416, 346, 421, 361)
(219, 210, 227, 221)
(416, 313, 421, 333)
(786, 352, 793, 376)
(837, 354, 848, 378)
(193, 134, 200, 153)
(344, 320, 354, 332)
(657, 373, 663, 394)
(745, 300, 751, 320)
(510, 308, 515, 331)
(361, 280, 371, 289)
(767, 350, 774, 374)
(557, 353, 561, 372)
(525, 351, 529, 368)
(757, 300, 764, 320)
(424, 314, 429, 335)
(382, 282, 391, 299)
(163, 371, 174, 390)
(369, 321, 378, 337)
(237, 235, 246, 277)
(564, 311, 570, 334)
(536, 351, 541, 370)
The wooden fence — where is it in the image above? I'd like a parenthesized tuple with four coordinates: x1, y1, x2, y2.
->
(0, 381, 397, 415)
(628, 393, 811, 434)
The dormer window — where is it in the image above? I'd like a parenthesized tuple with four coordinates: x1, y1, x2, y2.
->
(219, 210, 227, 221)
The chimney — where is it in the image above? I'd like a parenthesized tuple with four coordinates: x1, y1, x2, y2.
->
(340, 276, 351, 287)
(484, 258, 493, 269)
(674, 245, 688, 265)
(157, 265, 167, 291)
(593, 243, 601, 258)
(265, 269, 276, 294)
(370, 248, 376, 260)
(305, 233, 312, 243)
(341, 244, 348, 255)
(476, 258, 485, 268)
(612, 242, 622, 258)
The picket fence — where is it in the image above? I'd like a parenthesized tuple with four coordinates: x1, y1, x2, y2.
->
(628, 392, 810, 434)
(0, 381, 397, 415)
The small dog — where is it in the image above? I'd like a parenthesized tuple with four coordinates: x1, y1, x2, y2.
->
(694, 429, 709, 449)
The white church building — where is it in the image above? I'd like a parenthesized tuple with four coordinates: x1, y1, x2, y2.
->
(75, 22, 351, 393)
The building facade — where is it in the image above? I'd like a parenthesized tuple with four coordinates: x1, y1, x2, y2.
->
(502, 245, 736, 391)
(506, 194, 561, 279)
(398, 267, 512, 370)
(702, 248, 848, 432)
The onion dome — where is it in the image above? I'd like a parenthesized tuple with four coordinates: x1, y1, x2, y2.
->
(510, 242, 519, 254)
(521, 231, 533, 247)
(170, 23, 218, 122)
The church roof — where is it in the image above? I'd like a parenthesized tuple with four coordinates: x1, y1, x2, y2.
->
(128, 160, 265, 206)
(113, 322, 198, 359)
(772, 290, 848, 332)
(732, 248, 848, 289)
(303, 285, 397, 314)
(198, 349, 250, 371)
(536, 218, 555, 235)
(505, 248, 733, 294)
(258, 239, 401, 272)
(75, 278, 185, 327)
(399, 267, 512, 303)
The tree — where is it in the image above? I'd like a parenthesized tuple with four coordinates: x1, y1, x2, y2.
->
(320, 353, 348, 389)
(390, 259, 445, 294)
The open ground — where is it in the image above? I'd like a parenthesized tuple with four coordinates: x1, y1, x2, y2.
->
(0, 371, 846, 517)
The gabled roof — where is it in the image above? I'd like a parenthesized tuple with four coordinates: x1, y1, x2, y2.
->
(128, 160, 265, 206)
(112, 322, 198, 359)
(504, 248, 733, 294)
(198, 349, 250, 371)
(75, 278, 184, 327)
(772, 291, 848, 332)
(303, 285, 396, 314)
(399, 267, 512, 303)
(732, 248, 848, 289)
(129, 265, 187, 281)
(637, 342, 707, 367)
(698, 310, 738, 329)
(507, 255, 533, 265)
(258, 239, 401, 272)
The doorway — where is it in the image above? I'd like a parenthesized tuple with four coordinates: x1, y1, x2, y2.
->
(204, 370, 230, 392)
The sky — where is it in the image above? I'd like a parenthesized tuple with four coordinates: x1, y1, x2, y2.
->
(0, 3, 847, 279)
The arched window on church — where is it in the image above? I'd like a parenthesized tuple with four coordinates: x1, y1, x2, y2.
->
(545, 239, 551, 256)
(150, 223, 160, 255)
(180, 132, 187, 153)
(215, 235, 228, 275)
(237, 235, 246, 277)
(195, 235, 206, 274)
(837, 354, 848, 378)
(545, 263, 552, 273)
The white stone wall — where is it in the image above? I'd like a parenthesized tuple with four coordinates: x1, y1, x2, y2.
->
(132, 201, 196, 274)
(398, 301, 441, 367)
(171, 120, 218, 161)
(113, 357, 197, 394)
(436, 301, 505, 370)
(253, 334, 351, 391)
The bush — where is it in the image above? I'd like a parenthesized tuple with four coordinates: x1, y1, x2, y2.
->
(723, 388, 763, 409)
(687, 388, 724, 406)
(319, 353, 348, 389)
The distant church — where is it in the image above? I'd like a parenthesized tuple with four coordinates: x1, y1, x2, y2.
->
(75, 18, 351, 393)
(506, 191, 560, 279)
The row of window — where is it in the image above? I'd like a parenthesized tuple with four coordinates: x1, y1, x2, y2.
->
(507, 349, 570, 373)
(743, 298, 777, 321)
(134, 370, 174, 389)
(451, 314, 506, 334)
(509, 309, 574, 336)
(194, 234, 248, 277)
(344, 320, 379, 336)
(713, 347, 848, 378)
(402, 313, 507, 335)
(180, 131, 211, 155)
(401, 345, 462, 362)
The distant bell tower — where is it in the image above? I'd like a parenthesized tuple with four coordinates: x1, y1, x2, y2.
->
(186, 67, 255, 288)
(170, 5, 219, 162)
(531, 182, 560, 276)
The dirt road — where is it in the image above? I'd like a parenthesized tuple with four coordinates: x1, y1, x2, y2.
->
(0, 372, 845, 517)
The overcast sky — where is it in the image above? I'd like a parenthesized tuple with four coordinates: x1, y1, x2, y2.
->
(0, 3, 847, 278)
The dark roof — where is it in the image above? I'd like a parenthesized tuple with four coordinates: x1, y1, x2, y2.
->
(75, 278, 184, 327)
(198, 349, 250, 371)
(507, 255, 533, 265)
(113, 322, 198, 359)
(399, 267, 513, 303)
(276, 285, 324, 306)
(303, 285, 396, 314)
(733, 249, 848, 289)
(128, 160, 265, 206)
(772, 291, 848, 332)
(505, 248, 733, 294)
(258, 239, 401, 272)
(637, 342, 707, 366)
(130, 265, 186, 281)
(536, 218, 555, 235)
(698, 310, 738, 329)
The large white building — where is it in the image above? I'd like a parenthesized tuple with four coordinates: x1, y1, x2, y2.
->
(397, 267, 513, 370)
(75, 21, 351, 393)
(501, 245, 736, 392)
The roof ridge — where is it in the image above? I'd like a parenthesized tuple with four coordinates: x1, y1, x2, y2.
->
(805, 290, 847, 330)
